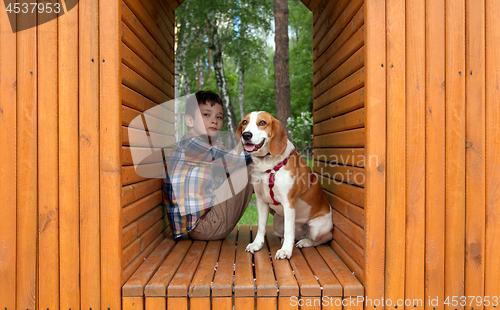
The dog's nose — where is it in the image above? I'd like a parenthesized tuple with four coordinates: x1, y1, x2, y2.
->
(242, 132, 253, 141)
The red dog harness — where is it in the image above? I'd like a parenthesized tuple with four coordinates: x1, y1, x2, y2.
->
(265, 155, 291, 205)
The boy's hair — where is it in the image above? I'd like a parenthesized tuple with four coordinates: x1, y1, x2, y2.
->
(185, 90, 224, 117)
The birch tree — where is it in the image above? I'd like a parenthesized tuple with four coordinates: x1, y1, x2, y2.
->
(207, 16, 238, 134)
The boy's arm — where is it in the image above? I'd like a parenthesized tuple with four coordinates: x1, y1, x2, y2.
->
(185, 136, 247, 167)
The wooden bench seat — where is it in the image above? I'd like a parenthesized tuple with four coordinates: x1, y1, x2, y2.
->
(122, 225, 364, 310)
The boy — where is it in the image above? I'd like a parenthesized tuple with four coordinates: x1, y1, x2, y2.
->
(163, 90, 253, 240)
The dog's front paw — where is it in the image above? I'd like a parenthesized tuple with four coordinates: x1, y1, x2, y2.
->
(275, 247, 292, 259)
(245, 241, 263, 254)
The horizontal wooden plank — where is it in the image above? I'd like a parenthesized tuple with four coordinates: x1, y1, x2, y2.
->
(132, 0, 174, 48)
(212, 297, 232, 310)
(122, 146, 172, 166)
(330, 240, 364, 284)
(122, 22, 173, 84)
(123, 105, 174, 134)
(122, 0, 174, 60)
(331, 209, 364, 249)
(122, 44, 174, 98)
(190, 298, 210, 310)
(314, 88, 365, 123)
(312, 0, 329, 25)
(315, 0, 364, 60)
(212, 227, 237, 297)
(122, 64, 171, 104)
(313, 159, 365, 187)
(251, 226, 277, 297)
(121, 2, 173, 73)
(314, 10, 364, 75)
(313, 148, 365, 167)
(123, 219, 167, 269)
(145, 239, 193, 296)
(313, 128, 365, 148)
(314, 27, 365, 86)
(189, 240, 222, 297)
(319, 174, 365, 207)
(122, 204, 164, 247)
(122, 236, 175, 296)
(334, 228, 364, 268)
(315, 47, 365, 98)
(122, 162, 164, 186)
(155, 0, 174, 36)
(122, 296, 143, 310)
(123, 85, 174, 114)
(122, 189, 163, 226)
(289, 247, 321, 297)
(314, 68, 365, 111)
(266, 226, 299, 296)
(300, 247, 342, 297)
(122, 231, 168, 285)
(160, 0, 175, 24)
(144, 297, 165, 310)
(166, 0, 180, 12)
(234, 226, 255, 297)
(308, 0, 322, 11)
(313, 107, 365, 136)
(324, 191, 365, 227)
(316, 244, 364, 296)
(122, 178, 162, 207)
(168, 241, 207, 297)
(313, 0, 349, 44)
(122, 125, 175, 147)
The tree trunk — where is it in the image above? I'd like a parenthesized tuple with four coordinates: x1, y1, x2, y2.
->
(207, 18, 238, 137)
(274, 0, 292, 140)
(238, 61, 245, 119)
(196, 53, 204, 91)
(206, 22, 213, 88)
(175, 44, 182, 99)
(181, 40, 191, 96)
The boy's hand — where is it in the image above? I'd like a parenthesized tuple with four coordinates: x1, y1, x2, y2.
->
(213, 141, 225, 149)
(236, 141, 244, 155)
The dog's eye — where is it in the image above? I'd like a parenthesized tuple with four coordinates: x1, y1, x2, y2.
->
(259, 120, 266, 126)
(242, 120, 247, 125)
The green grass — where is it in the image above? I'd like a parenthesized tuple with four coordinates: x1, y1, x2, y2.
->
(237, 193, 273, 226)
(237, 156, 313, 226)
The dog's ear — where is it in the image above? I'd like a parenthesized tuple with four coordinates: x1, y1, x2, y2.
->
(236, 120, 244, 140)
(269, 118, 287, 156)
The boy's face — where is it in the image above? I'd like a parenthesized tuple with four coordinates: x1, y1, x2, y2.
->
(186, 102, 224, 138)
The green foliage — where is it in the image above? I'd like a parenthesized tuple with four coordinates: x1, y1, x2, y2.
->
(287, 111, 313, 156)
(241, 46, 276, 116)
(289, 1, 313, 116)
(237, 194, 274, 226)
(176, 0, 313, 124)
(237, 206, 274, 226)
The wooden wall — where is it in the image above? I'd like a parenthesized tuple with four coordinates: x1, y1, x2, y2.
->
(310, 0, 366, 284)
(308, 0, 500, 308)
(120, 0, 177, 285)
(0, 0, 122, 309)
(383, 0, 500, 309)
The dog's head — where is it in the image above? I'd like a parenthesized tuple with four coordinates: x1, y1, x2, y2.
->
(236, 111, 287, 157)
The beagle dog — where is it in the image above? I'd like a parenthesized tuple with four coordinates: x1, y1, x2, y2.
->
(237, 112, 333, 259)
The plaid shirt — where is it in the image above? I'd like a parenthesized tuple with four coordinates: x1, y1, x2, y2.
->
(163, 132, 252, 239)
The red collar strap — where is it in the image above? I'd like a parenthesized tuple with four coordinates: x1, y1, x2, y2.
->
(265, 154, 291, 205)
